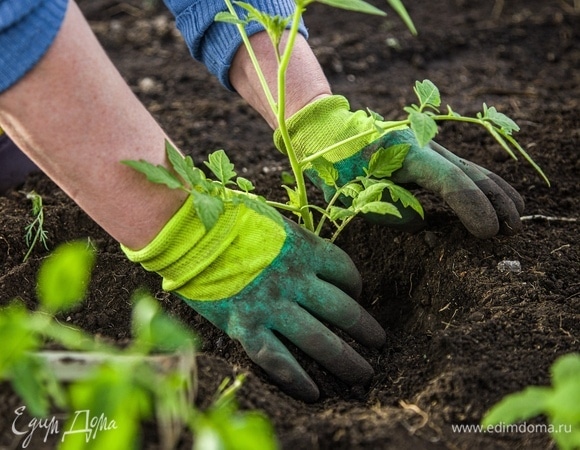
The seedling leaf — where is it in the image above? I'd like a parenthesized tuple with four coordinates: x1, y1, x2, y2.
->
(214, 11, 247, 25)
(483, 104, 520, 134)
(329, 206, 356, 221)
(36, 241, 96, 312)
(236, 177, 255, 193)
(132, 291, 197, 353)
(316, 0, 387, 16)
(386, 183, 424, 218)
(122, 159, 183, 190)
(367, 144, 410, 178)
(204, 150, 237, 185)
(481, 386, 551, 427)
(359, 201, 401, 217)
(409, 111, 438, 147)
(311, 158, 339, 186)
(414, 80, 441, 108)
(191, 191, 224, 230)
(551, 353, 580, 388)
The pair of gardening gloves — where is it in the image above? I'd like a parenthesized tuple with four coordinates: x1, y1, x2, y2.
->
(124, 95, 524, 402)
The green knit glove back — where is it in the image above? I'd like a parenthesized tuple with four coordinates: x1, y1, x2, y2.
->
(123, 196, 386, 401)
(274, 95, 525, 238)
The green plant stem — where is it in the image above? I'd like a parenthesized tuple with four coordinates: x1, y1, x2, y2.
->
(275, 2, 314, 231)
(224, 0, 277, 112)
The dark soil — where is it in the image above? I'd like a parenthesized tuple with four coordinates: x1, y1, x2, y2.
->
(1, 0, 578, 449)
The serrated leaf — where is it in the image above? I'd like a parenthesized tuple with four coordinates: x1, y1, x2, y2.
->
(122, 159, 183, 189)
(236, 177, 255, 192)
(316, 0, 386, 16)
(282, 185, 301, 208)
(386, 183, 424, 218)
(311, 158, 339, 186)
(352, 182, 388, 209)
(359, 201, 401, 217)
(481, 386, 551, 427)
(339, 182, 363, 198)
(214, 11, 247, 25)
(409, 111, 438, 147)
(165, 140, 195, 185)
(484, 105, 520, 134)
(37, 241, 96, 312)
(190, 191, 224, 230)
(204, 150, 237, 185)
(415, 79, 441, 108)
(329, 206, 356, 221)
(367, 144, 410, 178)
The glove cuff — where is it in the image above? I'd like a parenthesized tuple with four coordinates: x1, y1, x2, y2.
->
(122, 196, 286, 300)
(273, 95, 380, 165)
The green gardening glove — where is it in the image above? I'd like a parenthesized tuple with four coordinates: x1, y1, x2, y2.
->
(122, 196, 386, 402)
(274, 95, 525, 238)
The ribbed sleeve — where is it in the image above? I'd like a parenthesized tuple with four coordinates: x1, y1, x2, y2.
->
(0, 0, 68, 93)
(163, 0, 308, 90)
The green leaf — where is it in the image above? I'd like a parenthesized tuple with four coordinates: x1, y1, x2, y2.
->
(311, 158, 339, 186)
(329, 206, 356, 221)
(546, 379, 580, 423)
(165, 140, 198, 186)
(551, 353, 580, 388)
(414, 79, 441, 108)
(37, 241, 96, 312)
(10, 355, 54, 417)
(204, 150, 237, 185)
(409, 111, 438, 147)
(236, 177, 255, 193)
(386, 183, 424, 218)
(483, 104, 520, 134)
(359, 201, 401, 217)
(122, 159, 183, 190)
(214, 11, 247, 25)
(367, 144, 410, 178)
(339, 182, 363, 198)
(0, 303, 40, 378)
(481, 386, 552, 427)
(352, 182, 388, 210)
(386, 0, 417, 35)
(282, 185, 301, 208)
(190, 192, 224, 230)
(132, 290, 197, 353)
(316, 0, 387, 16)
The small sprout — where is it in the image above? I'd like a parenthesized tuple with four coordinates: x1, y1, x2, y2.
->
(23, 190, 50, 262)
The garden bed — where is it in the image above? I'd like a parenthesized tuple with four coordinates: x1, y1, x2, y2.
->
(0, 0, 578, 448)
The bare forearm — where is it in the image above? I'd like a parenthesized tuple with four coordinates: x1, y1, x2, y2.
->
(229, 32, 331, 129)
(0, 2, 186, 250)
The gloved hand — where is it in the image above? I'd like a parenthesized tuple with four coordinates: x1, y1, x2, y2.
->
(122, 195, 386, 402)
(274, 95, 525, 238)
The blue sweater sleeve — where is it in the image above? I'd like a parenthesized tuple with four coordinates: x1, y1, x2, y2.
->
(0, 0, 68, 94)
(162, 0, 308, 90)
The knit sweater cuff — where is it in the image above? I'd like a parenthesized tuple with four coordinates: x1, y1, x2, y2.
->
(165, 0, 308, 90)
(0, 0, 68, 94)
